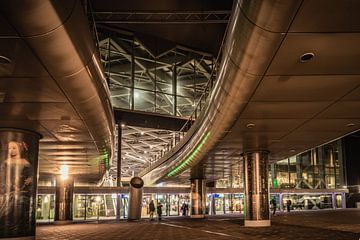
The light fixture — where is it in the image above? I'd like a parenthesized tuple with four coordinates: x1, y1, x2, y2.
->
(121, 123, 125, 128)
(0, 55, 11, 65)
(144, 150, 148, 154)
(346, 123, 355, 127)
(300, 52, 315, 63)
(246, 123, 255, 129)
(140, 131, 144, 135)
(60, 165, 69, 180)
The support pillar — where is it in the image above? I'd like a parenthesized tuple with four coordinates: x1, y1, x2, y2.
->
(55, 175, 74, 224)
(190, 179, 205, 218)
(128, 177, 143, 220)
(209, 193, 216, 215)
(116, 124, 122, 221)
(243, 151, 270, 227)
(0, 128, 41, 239)
(279, 193, 284, 212)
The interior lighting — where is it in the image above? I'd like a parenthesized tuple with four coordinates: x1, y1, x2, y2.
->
(300, 52, 315, 63)
(0, 55, 11, 64)
(121, 123, 125, 128)
(246, 123, 255, 129)
(140, 131, 144, 135)
(60, 165, 69, 180)
(346, 123, 355, 127)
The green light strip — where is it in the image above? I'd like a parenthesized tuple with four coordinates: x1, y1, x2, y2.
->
(167, 131, 211, 177)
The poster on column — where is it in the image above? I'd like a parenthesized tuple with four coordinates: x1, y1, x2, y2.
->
(0, 133, 37, 237)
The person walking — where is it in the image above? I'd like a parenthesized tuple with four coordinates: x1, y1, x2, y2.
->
(181, 202, 188, 216)
(157, 202, 163, 220)
(149, 200, 155, 221)
(286, 199, 292, 212)
(271, 198, 277, 215)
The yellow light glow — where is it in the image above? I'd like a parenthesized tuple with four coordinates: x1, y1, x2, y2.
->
(60, 165, 69, 180)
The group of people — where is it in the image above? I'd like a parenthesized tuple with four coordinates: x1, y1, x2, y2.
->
(271, 198, 292, 215)
(148, 200, 162, 221)
(148, 200, 190, 221)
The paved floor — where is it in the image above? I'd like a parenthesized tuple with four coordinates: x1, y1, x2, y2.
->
(36, 209, 360, 240)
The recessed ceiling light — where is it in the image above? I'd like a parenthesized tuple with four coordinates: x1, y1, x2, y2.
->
(0, 56, 11, 65)
(140, 131, 144, 135)
(346, 123, 355, 127)
(121, 123, 125, 128)
(246, 123, 255, 129)
(300, 52, 315, 63)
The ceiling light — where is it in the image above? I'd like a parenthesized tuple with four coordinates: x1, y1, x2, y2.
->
(140, 131, 144, 135)
(246, 123, 255, 129)
(346, 123, 355, 127)
(121, 123, 125, 128)
(0, 56, 11, 65)
(300, 52, 314, 63)
(144, 150, 148, 154)
(59, 165, 69, 180)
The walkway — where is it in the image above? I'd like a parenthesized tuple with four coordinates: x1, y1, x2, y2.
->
(37, 209, 360, 240)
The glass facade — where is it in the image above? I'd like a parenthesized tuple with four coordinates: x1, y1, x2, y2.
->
(270, 140, 345, 190)
(36, 194, 55, 222)
(35, 139, 347, 221)
(99, 34, 217, 118)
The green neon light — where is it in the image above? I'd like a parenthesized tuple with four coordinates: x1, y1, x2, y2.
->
(273, 178, 278, 189)
(167, 131, 211, 177)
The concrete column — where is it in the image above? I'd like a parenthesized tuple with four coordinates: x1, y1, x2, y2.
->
(341, 193, 346, 208)
(190, 179, 205, 218)
(279, 193, 284, 212)
(209, 193, 216, 215)
(116, 124, 122, 220)
(243, 151, 270, 227)
(55, 175, 74, 224)
(0, 129, 41, 239)
(332, 193, 336, 209)
(128, 177, 143, 220)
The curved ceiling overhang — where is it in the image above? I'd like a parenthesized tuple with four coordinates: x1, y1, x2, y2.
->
(0, 0, 115, 178)
(141, 0, 360, 185)
(140, 0, 303, 185)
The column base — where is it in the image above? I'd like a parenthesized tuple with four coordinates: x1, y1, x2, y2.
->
(244, 220, 271, 227)
(54, 220, 73, 225)
(1, 236, 35, 240)
(190, 214, 204, 219)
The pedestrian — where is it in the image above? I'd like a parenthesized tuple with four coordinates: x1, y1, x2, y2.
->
(157, 202, 163, 220)
(271, 198, 277, 215)
(149, 200, 155, 221)
(286, 199, 292, 212)
(181, 202, 188, 216)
